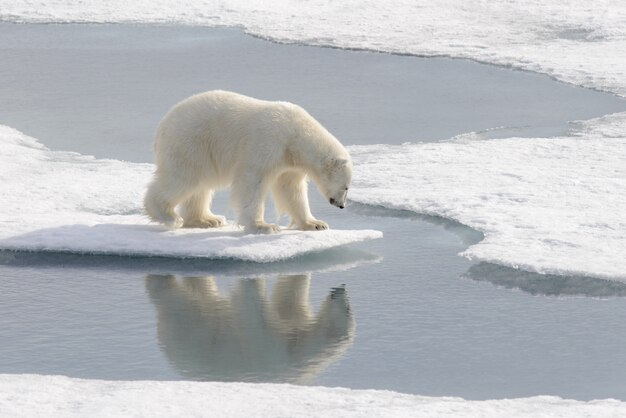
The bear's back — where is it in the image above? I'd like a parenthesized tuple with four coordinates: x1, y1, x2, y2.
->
(153, 91, 309, 175)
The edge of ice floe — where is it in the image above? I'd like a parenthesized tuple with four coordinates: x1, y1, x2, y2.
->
(0, 374, 624, 418)
(0, 225, 383, 263)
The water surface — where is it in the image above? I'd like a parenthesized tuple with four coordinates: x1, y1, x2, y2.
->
(2, 23, 626, 401)
(1, 23, 625, 162)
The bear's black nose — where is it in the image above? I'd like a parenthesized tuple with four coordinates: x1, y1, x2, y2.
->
(330, 198, 336, 205)
(339, 205, 345, 209)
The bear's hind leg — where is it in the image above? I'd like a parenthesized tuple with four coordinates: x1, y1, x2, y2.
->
(271, 172, 328, 231)
(144, 178, 188, 229)
(180, 189, 226, 228)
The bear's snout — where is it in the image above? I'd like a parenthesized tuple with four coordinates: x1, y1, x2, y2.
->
(329, 198, 345, 209)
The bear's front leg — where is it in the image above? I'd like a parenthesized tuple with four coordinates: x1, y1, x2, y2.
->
(180, 189, 226, 229)
(231, 172, 280, 234)
(271, 172, 329, 231)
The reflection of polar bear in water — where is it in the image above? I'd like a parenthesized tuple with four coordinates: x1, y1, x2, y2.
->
(144, 90, 353, 234)
(146, 274, 355, 383)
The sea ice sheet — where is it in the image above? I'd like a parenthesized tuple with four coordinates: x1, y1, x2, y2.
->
(1, 374, 624, 418)
(0, 125, 381, 261)
(349, 112, 626, 281)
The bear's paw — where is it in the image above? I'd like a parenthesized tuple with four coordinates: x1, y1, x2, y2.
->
(246, 222, 281, 234)
(300, 219, 329, 231)
(183, 216, 226, 229)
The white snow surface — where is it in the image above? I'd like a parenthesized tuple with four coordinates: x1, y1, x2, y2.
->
(1, 1, 626, 98)
(1, 375, 625, 418)
(0, 125, 381, 261)
(350, 112, 626, 281)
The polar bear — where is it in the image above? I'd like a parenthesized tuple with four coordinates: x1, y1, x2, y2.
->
(144, 90, 352, 233)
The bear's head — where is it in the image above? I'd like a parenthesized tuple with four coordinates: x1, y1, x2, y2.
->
(317, 157, 352, 209)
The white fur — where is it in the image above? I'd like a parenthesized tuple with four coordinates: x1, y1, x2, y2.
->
(144, 90, 352, 233)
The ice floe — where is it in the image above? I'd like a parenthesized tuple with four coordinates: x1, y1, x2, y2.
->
(349, 112, 626, 280)
(1, 374, 624, 418)
(0, 125, 381, 261)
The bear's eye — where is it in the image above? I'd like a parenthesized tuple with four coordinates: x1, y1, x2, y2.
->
(345, 187, 349, 191)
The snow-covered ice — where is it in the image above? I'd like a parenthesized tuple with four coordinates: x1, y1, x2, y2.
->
(0, 125, 381, 261)
(1, 374, 624, 418)
(1, 1, 625, 98)
(350, 112, 626, 281)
